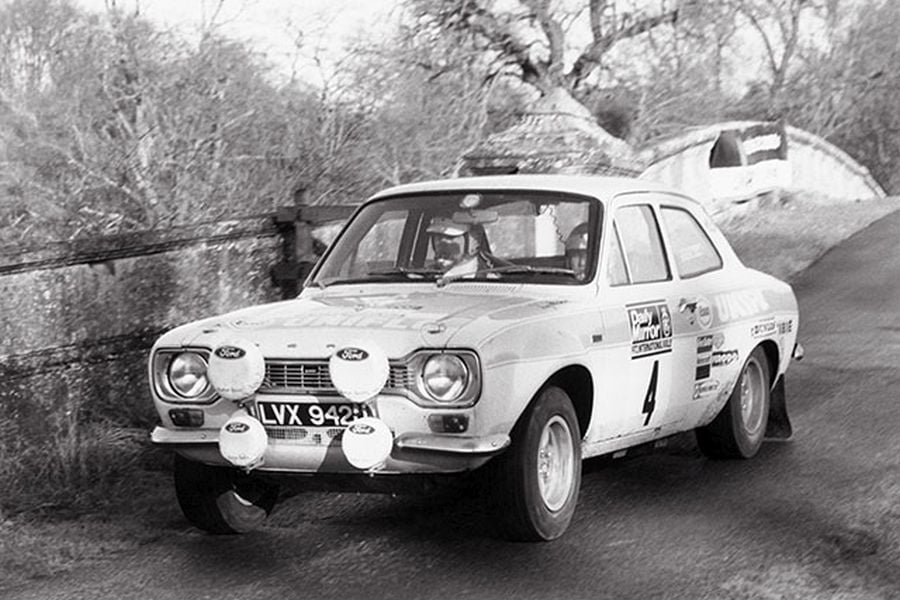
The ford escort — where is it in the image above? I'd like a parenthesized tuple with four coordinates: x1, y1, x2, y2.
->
(149, 175, 801, 541)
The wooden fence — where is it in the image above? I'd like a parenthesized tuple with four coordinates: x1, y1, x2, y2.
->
(0, 206, 354, 442)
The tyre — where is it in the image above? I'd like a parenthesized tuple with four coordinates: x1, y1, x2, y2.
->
(174, 454, 279, 534)
(696, 346, 771, 459)
(489, 386, 582, 541)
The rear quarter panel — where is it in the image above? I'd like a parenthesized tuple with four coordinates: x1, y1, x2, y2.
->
(687, 268, 799, 428)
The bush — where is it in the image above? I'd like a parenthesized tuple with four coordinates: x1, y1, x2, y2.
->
(0, 412, 145, 516)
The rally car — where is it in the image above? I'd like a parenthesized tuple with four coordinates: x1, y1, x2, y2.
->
(149, 174, 801, 541)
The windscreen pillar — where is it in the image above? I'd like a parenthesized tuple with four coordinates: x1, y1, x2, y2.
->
(271, 188, 356, 299)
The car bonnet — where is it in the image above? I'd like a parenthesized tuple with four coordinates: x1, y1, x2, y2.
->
(153, 287, 559, 357)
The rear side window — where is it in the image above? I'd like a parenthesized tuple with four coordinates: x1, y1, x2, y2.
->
(613, 204, 670, 284)
(660, 206, 722, 278)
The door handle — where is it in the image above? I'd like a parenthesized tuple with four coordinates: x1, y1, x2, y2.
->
(678, 298, 698, 315)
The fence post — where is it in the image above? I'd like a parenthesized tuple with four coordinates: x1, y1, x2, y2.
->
(270, 188, 357, 299)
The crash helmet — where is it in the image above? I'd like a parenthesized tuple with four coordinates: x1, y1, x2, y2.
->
(427, 218, 470, 267)
(565, 222, 590, 279)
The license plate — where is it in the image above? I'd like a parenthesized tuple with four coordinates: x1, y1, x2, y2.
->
(256, 401, 373, 427)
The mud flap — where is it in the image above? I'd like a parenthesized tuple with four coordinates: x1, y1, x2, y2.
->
(764, 374, 793, 440)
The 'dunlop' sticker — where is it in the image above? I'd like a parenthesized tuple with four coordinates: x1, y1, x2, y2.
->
(207, 338, 266, 401)
(341, 417, 393, 470)
(328, 342, 389, 403)
(218, 412, 267, 469)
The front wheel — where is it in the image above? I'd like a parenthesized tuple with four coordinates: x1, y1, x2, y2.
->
(174, 454, 279, 534)
(696, 346, 771, 459)
(489, 386, 582, 541)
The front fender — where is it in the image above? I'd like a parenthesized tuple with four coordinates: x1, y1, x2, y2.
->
(473, 319, 591, 439)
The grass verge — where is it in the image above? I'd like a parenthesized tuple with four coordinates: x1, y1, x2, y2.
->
(716, 194, 899, 281)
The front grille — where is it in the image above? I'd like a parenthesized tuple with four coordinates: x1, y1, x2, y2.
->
(265, 426, 344, 445)
(260, 359, 412, 394)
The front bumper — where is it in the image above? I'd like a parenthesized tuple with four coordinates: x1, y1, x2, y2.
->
(151, 426, 509, 474)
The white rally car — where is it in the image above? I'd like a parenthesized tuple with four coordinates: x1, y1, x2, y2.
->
(149, 175, 801, 541)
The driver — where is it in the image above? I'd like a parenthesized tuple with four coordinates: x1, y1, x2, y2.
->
(427, 218, 474, 271)
(565, 222, 590, 280)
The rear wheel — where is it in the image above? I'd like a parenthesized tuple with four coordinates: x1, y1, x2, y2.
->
(489, 386, 581, 541)
(174, 454, 279, 534)
(696, 346, 770, 459)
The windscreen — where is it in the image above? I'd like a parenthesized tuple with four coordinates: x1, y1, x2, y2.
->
(311, 190, 600, 287)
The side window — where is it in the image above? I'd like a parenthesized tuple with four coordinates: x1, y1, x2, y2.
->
(660, 206, 723, 278)
(613, 204, 670, 284)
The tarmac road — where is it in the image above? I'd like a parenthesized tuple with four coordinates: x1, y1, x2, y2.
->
(8, 209, 900, 600)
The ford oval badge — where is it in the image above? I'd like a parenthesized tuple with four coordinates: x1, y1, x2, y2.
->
(215, 345, 246, 360)
(225, 421, 250, 433)
(349, 422, 375, 435)
(338, 347, 369, 361)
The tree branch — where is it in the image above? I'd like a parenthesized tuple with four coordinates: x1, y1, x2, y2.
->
(567, 9, 678, 90)
(520, 0, 565, 83)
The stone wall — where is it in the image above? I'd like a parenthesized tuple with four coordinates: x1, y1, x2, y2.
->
(0, 219, 283, 441)
(640, 122, 885, 213)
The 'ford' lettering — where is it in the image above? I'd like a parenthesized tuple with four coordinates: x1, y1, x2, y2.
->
(338, 347, 369, 361)
(215, 346, 246, 360)
(225, 422, 250, 433)
(349, 423, 375, 435)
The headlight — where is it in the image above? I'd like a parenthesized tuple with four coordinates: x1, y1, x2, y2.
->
(168, 352, 209, 398)
(421, 354, 468, 402)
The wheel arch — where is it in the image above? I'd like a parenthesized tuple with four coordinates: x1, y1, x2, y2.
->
(518, 364, 593, 440)
(757, 339, 780, 388)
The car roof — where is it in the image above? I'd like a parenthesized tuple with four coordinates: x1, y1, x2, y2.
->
(368, 174, 693, 204)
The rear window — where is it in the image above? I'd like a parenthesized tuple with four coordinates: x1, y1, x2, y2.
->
(660, 206, 722, 278)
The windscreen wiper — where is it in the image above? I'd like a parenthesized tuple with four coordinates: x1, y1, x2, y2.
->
(367, 267, 443, 279)
(436, 264, 575, 287)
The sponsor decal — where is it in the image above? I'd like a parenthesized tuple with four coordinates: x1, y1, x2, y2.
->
(693, 379, 720, 400)
(348, 422, 375, 435)
(712, 350, 739, 368)
(214, 345, 246, 360)
(715, 289, 769, 323)
(751, 317, 778, 338)
(337, 347, 369, 361)
(696, 335, 713, 380)
(538, 300, 568, 309)
(713, 332, 726, 349)
(778, 319, 793, 335)
(696, 297, 713, 329)
(627, 301, 673, 359)
(285, 311, 438, 331)
(678, 296, 712, 329)
(229, 318, 273, 329)
(224, 422, 250, 434)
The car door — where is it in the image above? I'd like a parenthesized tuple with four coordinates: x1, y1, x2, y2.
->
(588, 196, 685, 445)
(654, 199, 729, 425)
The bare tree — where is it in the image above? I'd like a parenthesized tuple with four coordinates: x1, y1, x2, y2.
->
(404, 0, 679, 97)
(0, 1, 339, 241)
(727, 0, 830, 108)
(792, 0, 900, 192)
(339, 29, 515, 188)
